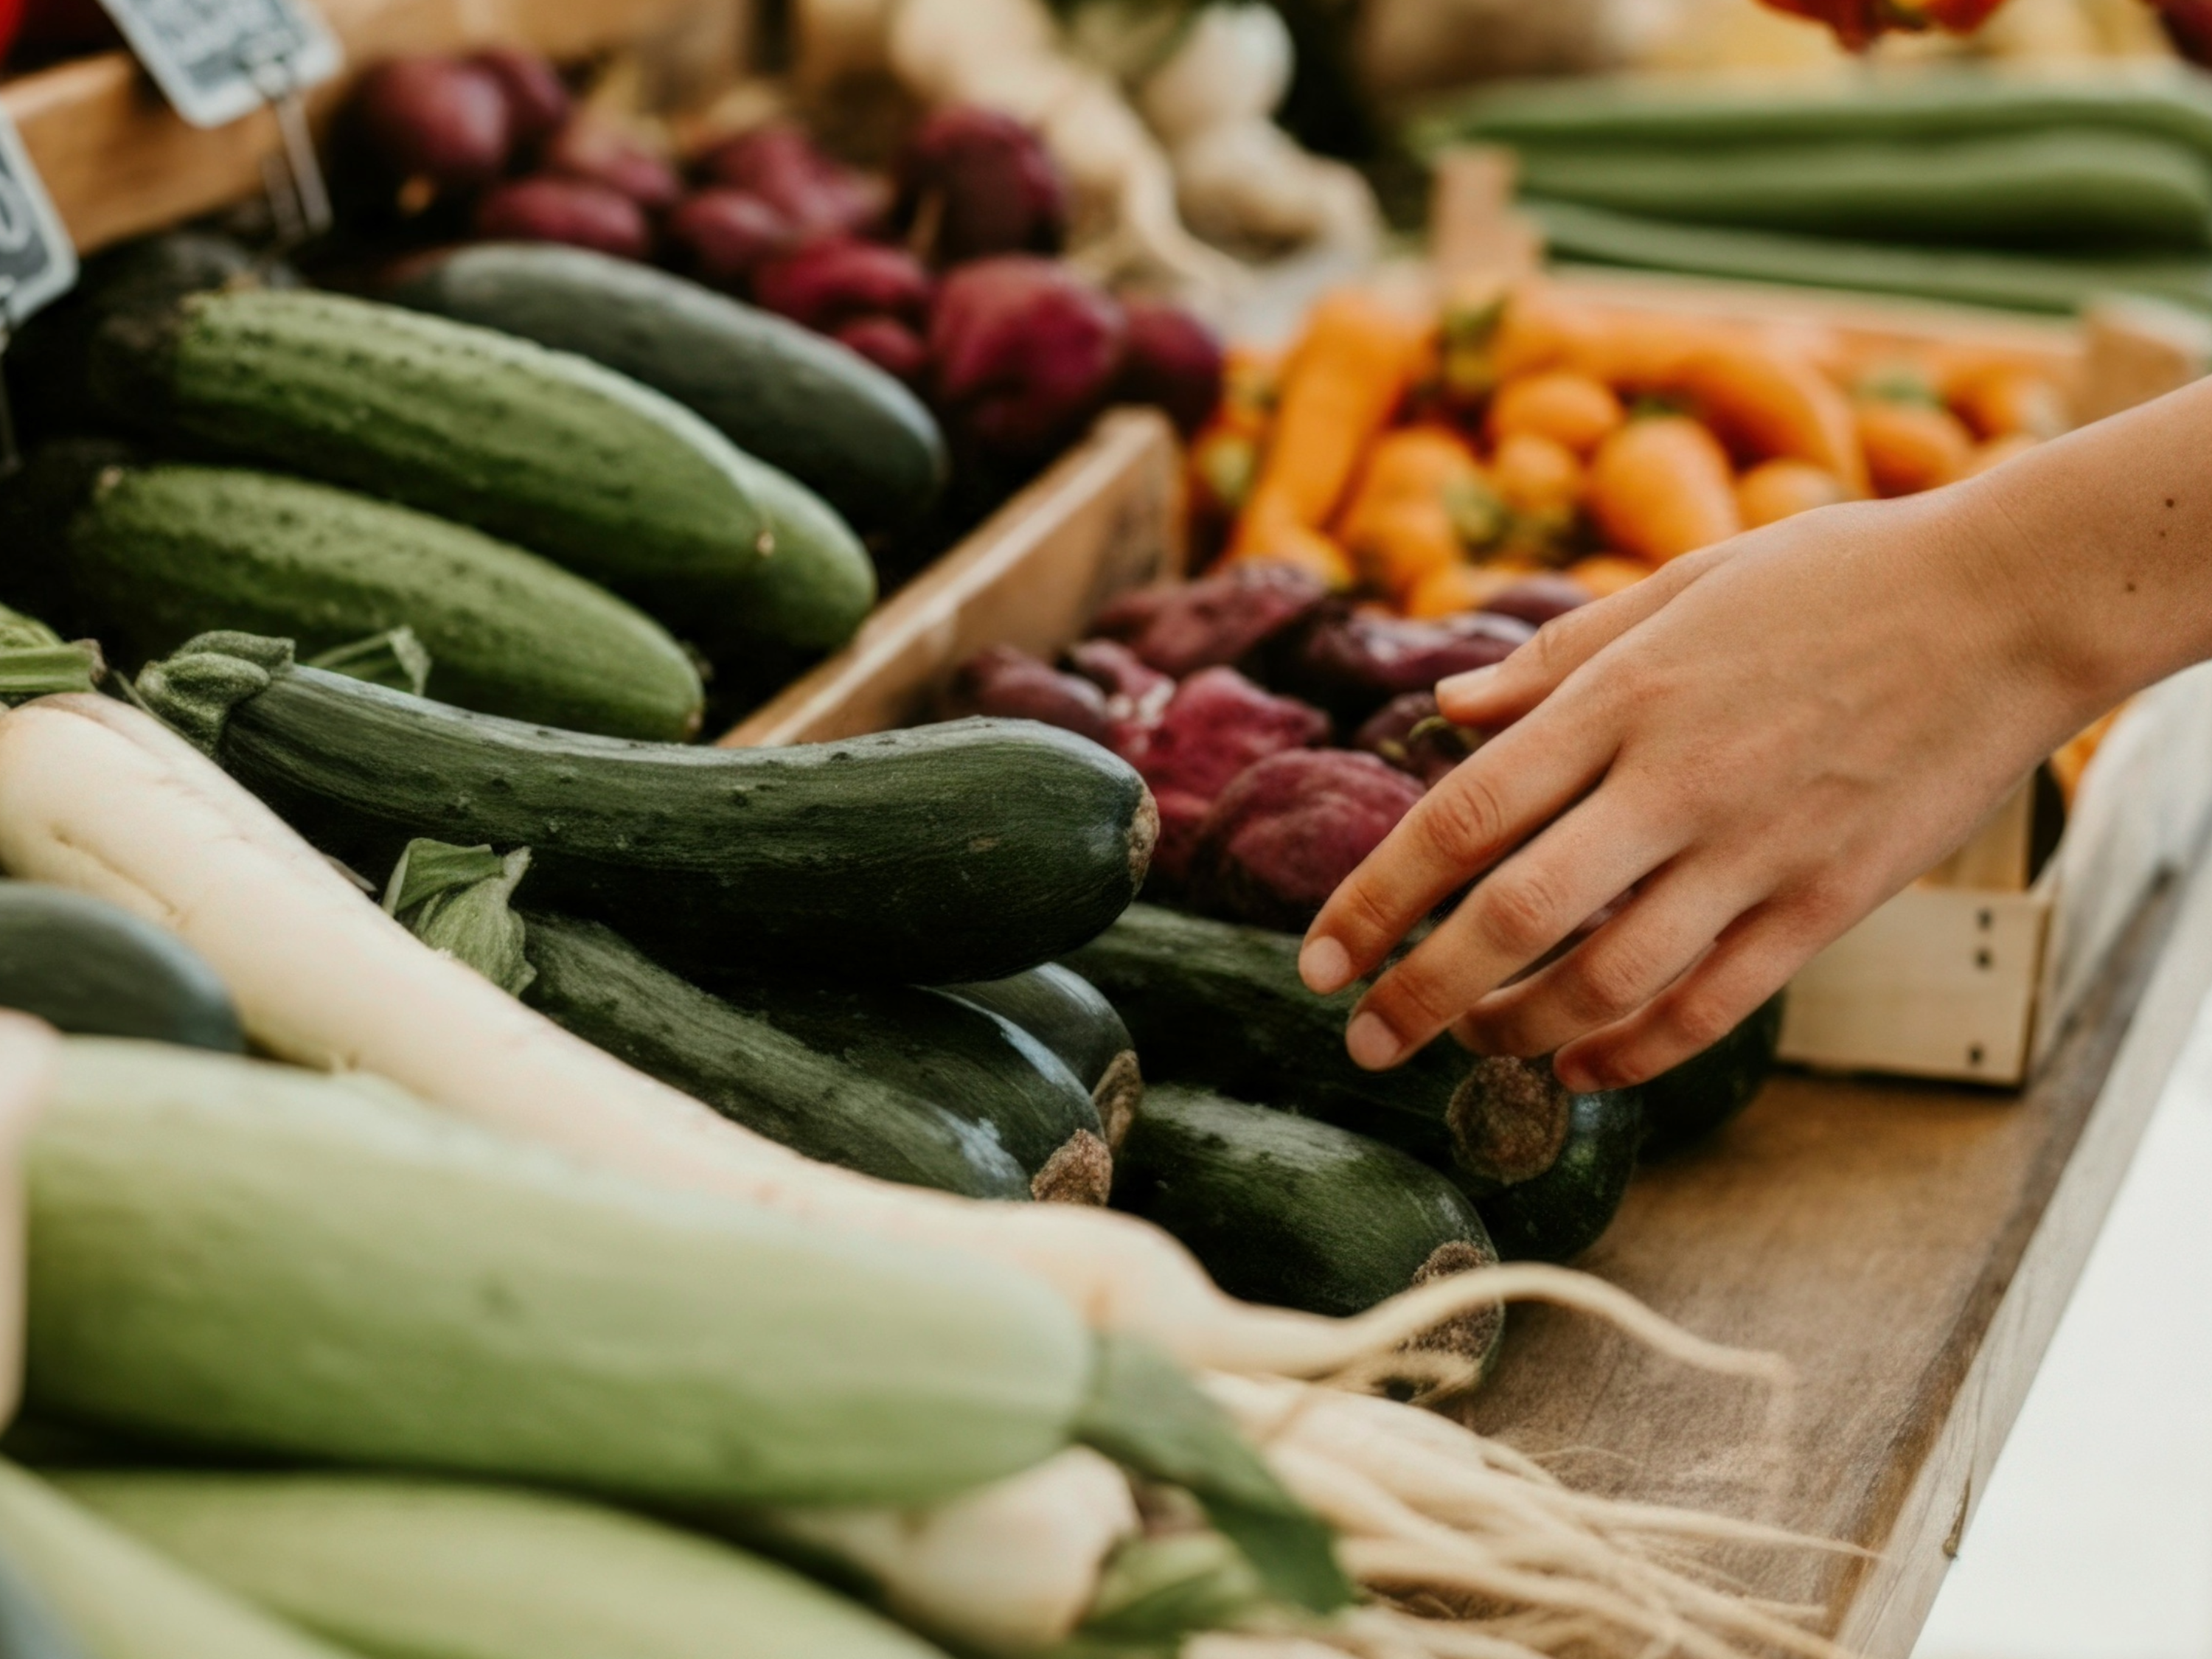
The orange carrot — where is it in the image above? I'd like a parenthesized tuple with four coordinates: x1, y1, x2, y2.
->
(1338, 428, 1485, 535)
(1735, 458, 1850, 529)
(1856, 399, 1974, 497)
(1348, 498, 1467, 599)
(1491, 432, 1585, 517)
(1227, 499, 1357, 589)
(1405, 560, 1539, 620)
(1488, 371, 1625, 457)
(1234, 292, 1421, 554)
(1586, 417, 1742, 564)
(1565, 554, 1655, 597)
(1659, 337, 1868, 495)
(1950, 366, 2070, 442)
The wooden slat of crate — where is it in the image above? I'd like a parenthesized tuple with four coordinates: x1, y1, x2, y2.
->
(0, 0, 721, 258)
(722, 409, 1185, 748)
(1467, 847, 2212, 1653)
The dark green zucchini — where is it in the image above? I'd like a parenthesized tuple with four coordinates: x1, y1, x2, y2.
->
(1112, 1085, 1502, 1371)
(1638, 995, 1784, 1160)
(389, 243, 947, 535)
(945, 964, 1144, 1150)
(1476, 1088, 1644, 1265)
(0, 883, 243, 1052)
(520, 910, 1034, 1201)
(1062, 904, 1567, 1180)
(135, 633, 1157, 986)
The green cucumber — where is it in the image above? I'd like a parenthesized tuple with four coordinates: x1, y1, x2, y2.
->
(58, 1471, 952, 1659)
(1062, 904, 1554, 1178)
(1112, 1085, 1502, 1370)
(136, 633, 1158, 986)
(0, 1460, 347, 1659)
(1477, 1088, 1645, 1265)
(517, 908, 1042, 1203)
(390, 243, 947, 535)
(5, 453, 703, 741)
(86, 287, 875, 655)
(27, 1041, 1343, 1608)
(945, 964, 1144, 1150)
(1639, 995, 1784, 1160)
(0, 882, 243, 1052)
(1510, 128, 2212, 251)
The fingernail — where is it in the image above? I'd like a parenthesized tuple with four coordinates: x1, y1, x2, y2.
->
(1301, 935, 1353, 995)
(1347, 1012, 1404, 1071)
(1437, 665, 1498, 702)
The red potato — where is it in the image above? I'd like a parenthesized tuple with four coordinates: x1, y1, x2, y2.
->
(942, 646, 1114, 745)
(754, 238, 934, 334)
(699, 123, 891, 239)
(664, 189, 796, 290)
(1189, 749, 1426, 931)
(1090, 562, 1328, 678)
(1354, 692, 1482, 787)
(543, 116, 683, 212)
(1066, 639, 1175, 736)
(353, 57, 514, 188)
(1116, 300, 1227, 439)
(474, 176, 653, 262)
(833, 317, 931, 387)
(931, 258, 1128, 462)
(897, 106, 1070, 265)
(468, 48, 571, 150)
(1114, 667, 1330, 804)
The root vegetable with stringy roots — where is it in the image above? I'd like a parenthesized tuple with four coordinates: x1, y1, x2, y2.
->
(0, 686, 1855, 1657)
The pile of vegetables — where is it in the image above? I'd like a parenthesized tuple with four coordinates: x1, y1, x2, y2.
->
(338, 46, 1226, 479)
(1413, 69, 2212, 315)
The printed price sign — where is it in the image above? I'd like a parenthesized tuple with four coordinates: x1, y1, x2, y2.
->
(96, 0, 341, 130)
(0, 109, 78, 328)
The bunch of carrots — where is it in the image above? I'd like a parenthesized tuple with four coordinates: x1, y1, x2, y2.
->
(1189, 281, 2071, 619)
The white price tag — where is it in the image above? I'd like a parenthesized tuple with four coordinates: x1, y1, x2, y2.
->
(95, 0, 341, 131)
(0, 109, 79, 327)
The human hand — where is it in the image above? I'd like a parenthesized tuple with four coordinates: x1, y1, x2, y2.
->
(1297, 485, 2101, 1091)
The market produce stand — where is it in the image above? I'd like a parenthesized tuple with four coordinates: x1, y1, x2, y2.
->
(1468, 847, 2212, 1654)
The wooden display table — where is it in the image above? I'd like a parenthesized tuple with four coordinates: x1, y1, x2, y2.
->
(1471, 851, 2212, 1654)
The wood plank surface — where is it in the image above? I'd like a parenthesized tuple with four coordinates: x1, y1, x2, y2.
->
(0, 0, 720, 257)
(1469, 849, 2212, 1652)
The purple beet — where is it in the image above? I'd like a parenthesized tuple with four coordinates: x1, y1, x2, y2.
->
(664, 189, 796, 290)
(1281, 606, 1535, 719)
(754, 237, 933, 334)
(834, 316, 931, 386)
(897, 106, 1069, 264)
(1189, 749, 1426, 931)
(474, 176, 652, 260)
(1115, 299, 1225, 438)
(352, 57, 514, 188)
(543, 116, 683, 212)
(1114, 667, 1329, 804)
(1091, 561, 1328, 679)
(1354, 692, 1484, 788)
(1478, 573, 1593, 630)
(931, 257, 1127, 462)
(468, 47, 571, 150)
(1147, 788, 1217, 894)
(1066, 639, 1175, 734)
(698, 123, 890, 238)
(942, 646, 1113, 745)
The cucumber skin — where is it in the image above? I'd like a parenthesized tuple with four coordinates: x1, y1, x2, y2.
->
(1113, 1085, 1499, 1329)
(1639, 995, 1784, 1159)
(27, 1041, 1094, 1507)
(57, 1472, 950, 1659)
(392, 243, 947, 536)
(0, 883, 243, 1053)
(1062, 905, 1472, 1166)
(213, 664, 1156, 986)
(69, 465, 703, 742)
(1514, 128, 2212, 251)
(88, 288, 875, 656)
(1476, 1088, 1644, 1265)
(518, 911, 1034, 1202)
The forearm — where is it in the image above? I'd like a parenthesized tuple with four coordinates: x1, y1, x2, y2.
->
(1955, 374, 2212, 719)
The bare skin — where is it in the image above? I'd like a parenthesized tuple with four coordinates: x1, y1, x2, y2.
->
(1300, 376, 2212, 1092)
